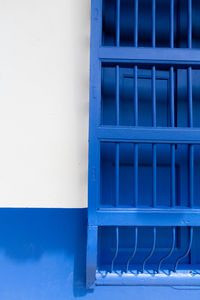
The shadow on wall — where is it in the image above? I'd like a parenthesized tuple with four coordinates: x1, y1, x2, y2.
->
(0, 208, 91, 298)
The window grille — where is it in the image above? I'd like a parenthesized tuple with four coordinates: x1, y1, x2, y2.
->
(87, 0, 200, 288)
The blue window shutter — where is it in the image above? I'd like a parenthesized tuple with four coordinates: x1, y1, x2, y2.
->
(87, 0, 200, 288)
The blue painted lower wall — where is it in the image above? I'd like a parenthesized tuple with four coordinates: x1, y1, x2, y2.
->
(0, 208, 200, 300)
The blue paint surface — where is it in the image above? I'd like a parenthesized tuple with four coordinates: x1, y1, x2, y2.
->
(0, 208, 200, 299)
(88, 0, 200, 287)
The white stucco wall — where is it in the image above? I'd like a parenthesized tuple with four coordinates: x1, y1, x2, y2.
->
(0, 0, 90, 207)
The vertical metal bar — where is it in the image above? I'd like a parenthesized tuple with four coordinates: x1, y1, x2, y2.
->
(142, 227, 156, 273)
(170, 0, 174, 48)
(171, 144, 176, 207)
(134, 144, 139, 207)
(188, 67, 193, 127)
(134, 0, 138, 47)
(189, 145, 194, 208)
(116, 65, 120, 125)
(170, 66, 175, 127)
(116, 0, 120, 47)
(112, 56, 120, 219)
(174, 227, 193, 272)
(188, 0, 192, 49)
(126, 227, 138, 272)
(157, 227, 176, 273)
(188, 66, 194, 209)
(152, 0, 156, 48)
(152, 144, 157, 208)
(170, 65, 175, 208)
(134, 65, 138, 126)
(115, 143, 120, 207)
(134, 65, 138, 208)
(111, 227, 119, 273)
(152, 66, 156, 127)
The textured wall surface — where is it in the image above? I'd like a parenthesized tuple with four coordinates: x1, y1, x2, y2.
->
(0, 0, 90, 208)
(0, 208, 200, 300)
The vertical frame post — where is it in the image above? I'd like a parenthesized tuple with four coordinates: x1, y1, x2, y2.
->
(170, 0, 174, 48)
(134, 0, 138, 47)
(87, 0, 102, 288)
(86, 226, 98, 288)
(188, 0, 192, 49)
(152, 0, 156, 48)
(116, 0, 120, 47)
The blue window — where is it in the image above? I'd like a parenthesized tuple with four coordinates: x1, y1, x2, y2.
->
(87, 0, 200, 288)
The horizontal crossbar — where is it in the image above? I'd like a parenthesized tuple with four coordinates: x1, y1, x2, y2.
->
(90, 209, 200, 226)
(99, 47, 200, 67)
(96, 271, 200, 286)
(97, 127, 200, 144)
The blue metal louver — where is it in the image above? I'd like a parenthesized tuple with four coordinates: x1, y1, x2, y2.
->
(87, 0, 200, 288)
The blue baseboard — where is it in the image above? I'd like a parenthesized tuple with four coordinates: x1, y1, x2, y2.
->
(0, 208, 200, 299)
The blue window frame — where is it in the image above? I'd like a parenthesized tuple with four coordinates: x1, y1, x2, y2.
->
(87, 0, 200, 288)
